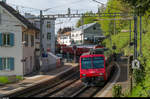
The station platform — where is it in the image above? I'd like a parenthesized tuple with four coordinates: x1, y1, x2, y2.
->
(0, 63, 78, 97)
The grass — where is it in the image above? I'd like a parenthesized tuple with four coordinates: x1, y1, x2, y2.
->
(16, 76, 24, 80)
(0, 76, 24, 84)
(0, 76, 9, 84)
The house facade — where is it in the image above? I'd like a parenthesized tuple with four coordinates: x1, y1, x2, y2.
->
(0, 2, 40, 76)
(59, 31, 71, 46)
(71, 23, 105, 45)
(25, 13, 56, 54)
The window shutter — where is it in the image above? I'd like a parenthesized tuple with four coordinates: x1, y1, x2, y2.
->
(0, 57, 2, 70)
(10, 58, 14, 70)
(10, 33, 14, 46)
(0, 33, 2, 46)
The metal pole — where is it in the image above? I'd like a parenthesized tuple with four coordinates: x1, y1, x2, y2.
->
(130, 15, 138, 95)
(81, 15, 84, 44)
(114, 16, 116, 35)
(40, 10, 43, 57)
(74, 50, 76, 63)
(40, 10, 43, 73)
(140, 15, 142, 56)
(129, 20, 131, 46)
(110, 34, 112, 50)
(130, 55, 133, 95)
(130, 69, 133, 94)
(134, 15, 138, 59)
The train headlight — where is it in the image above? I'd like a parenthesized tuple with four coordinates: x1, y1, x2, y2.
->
(99, 73, 104, 76)
(82, 74, 86, 76)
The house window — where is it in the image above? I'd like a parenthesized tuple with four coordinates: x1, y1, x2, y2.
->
(35, 32, 40, 39)
(24, 34, 28, 47)
(43, 34, 44, 39)
(72, 34, 74, 37)
(0, 57, 14, 71)
(93, 26, 96, 30)
(0, 14, 1, 24)
(31, 35, 34, 47)
(47, 21, 51, 28)
(47, 32, 51, 40)
(0, 33, 14, 46)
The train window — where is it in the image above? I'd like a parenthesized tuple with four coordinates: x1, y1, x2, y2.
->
(94, 50, 104, 54)
(93, 48, 104, 54)
(93, 57, 104, 69)
(81, 57, 92, 69)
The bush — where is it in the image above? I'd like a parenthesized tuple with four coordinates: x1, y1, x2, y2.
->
(112, 84, 122, 97)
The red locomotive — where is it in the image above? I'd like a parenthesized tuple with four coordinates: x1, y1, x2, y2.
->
(79, 48, 115, 86)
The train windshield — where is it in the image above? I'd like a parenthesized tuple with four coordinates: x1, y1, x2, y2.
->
(81, 57, 104, 69)
(93, 57, 104, 68)
(81, 57, 92, 69)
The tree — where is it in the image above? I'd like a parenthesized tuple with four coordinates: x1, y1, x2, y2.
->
(120, 0, 150, 15)
(76, 12, 97, 28)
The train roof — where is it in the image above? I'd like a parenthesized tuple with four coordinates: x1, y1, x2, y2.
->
(81, 47, 111, 57)
(70, 44, 99, 48)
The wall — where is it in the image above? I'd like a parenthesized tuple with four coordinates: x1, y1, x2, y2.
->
(43, 19, 55, 54)
(60, 35, 71, 45)
(0, 6, 23, 75)
(22, 32, 35, 75)
(84, 23, 103, 37)
(71, 23, 104, 45)
(23, 47, 34, 75)
(40, 52, 61, 72)
(27, 18, 56, 54)
(71, 30, 82, 44)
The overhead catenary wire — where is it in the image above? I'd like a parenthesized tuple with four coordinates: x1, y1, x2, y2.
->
(94, 17, 133, 21)
(91, 0, 131, 12)
(7, 0, 102, 16)
(8, 3, 41, 11)
(42, 0, 87, 12)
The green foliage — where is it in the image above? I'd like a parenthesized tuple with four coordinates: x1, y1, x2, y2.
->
(0, 77, 9, 84)
(129, 14, 150, 97)
(133, 69, 145, 85)
(76, 0, 131, 37)
(16, 76, 24, 80)
(120, 0, 150, 15)
(122, 89, 130, 97)
(0, 76, 24, 84)
(76, 12, 97, 28)
(75, 0, 150, 97)
(99, 0, 131, 37)
(112, 84, 122, 97)
(100, 0, 150, 97)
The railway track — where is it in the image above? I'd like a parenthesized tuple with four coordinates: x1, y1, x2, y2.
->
(72, 63, 117, 97)
(38, 63, 116, 97)
(49, 80, 85, 97)
(48, 80, 103, 97)
(17, 71, 79, 97)
(74, 87, 103, 97)
(12, 62, 117, 97)
(34, 72, 79, 97)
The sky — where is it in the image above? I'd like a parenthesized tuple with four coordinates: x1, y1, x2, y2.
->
(6, 0, 108, 34)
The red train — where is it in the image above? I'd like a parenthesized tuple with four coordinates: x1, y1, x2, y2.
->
(79, 48, 115, 86)
(56, 44, 103, 56)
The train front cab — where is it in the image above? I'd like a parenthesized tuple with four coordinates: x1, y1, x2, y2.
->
(80, 55, 107, 86)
